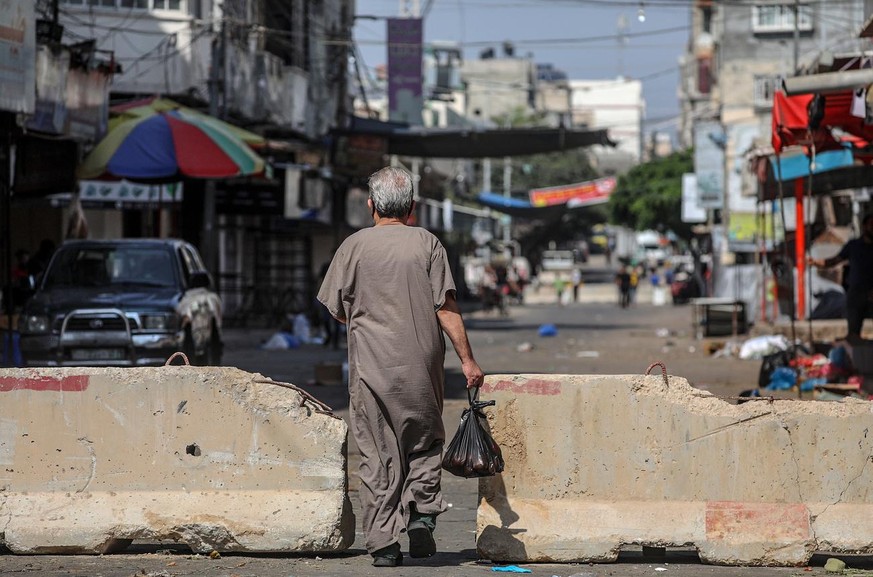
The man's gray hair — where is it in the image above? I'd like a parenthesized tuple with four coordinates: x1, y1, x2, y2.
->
(368, 166, 413, 219)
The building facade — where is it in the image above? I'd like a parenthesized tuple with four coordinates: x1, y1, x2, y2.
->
(678, 0, 873, 319)
(569, 78, 644, 175)
(19, 0, 356, 327)
(680, 0, 871, 247)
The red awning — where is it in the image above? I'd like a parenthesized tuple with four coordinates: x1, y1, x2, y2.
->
(772, 92, 814, 153)
(772, 90, 873, 153)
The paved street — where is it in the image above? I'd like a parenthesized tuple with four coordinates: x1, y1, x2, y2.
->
(3, 260, 870, 576)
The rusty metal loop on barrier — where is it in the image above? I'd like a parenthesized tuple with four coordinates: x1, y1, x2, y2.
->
(164, 352, 190, 366)
(254, 378, 341, 420)
(645, 361, 669, 388)
(645, 360, 776, 405)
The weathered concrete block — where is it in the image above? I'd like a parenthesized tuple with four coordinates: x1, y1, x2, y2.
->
(477, 374, 873, 566)
(0, 367, 354, 554)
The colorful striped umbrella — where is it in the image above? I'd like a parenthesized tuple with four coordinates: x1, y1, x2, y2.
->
(78, 108, 265, 182)
(107, 97, 265, 148)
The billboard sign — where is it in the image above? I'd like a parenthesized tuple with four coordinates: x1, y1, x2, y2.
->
(80, 180, 184, 205)
(0, 0, 35, 113)
(693, 121, 724, 209)
(387, 17, 423, 125)
(26, 45, 69, 134)
(529, 176, 617, 207)
(681, 173, 706, 223)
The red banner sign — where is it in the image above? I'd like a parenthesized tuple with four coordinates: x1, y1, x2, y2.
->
(529, 176, 617, 208)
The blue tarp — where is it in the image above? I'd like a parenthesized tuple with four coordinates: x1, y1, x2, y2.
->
(769, 147, 854, 182)
(476, 192, 533, 210)
(475, 191, 570, 218)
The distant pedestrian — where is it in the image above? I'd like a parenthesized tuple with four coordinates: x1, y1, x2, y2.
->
(615, 266, 631, 309)
(628, 266, 640, 305)
(317, 166, 484, 567)
(554, 274, 567, 306)
(571, 267, 582, 302)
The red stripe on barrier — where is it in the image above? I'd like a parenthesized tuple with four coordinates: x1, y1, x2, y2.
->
(0, 375, 90, 392)
(706, 501, 810, 541)
(483, 379, 561, 395)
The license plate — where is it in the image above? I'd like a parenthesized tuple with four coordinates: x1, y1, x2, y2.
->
(70, 348, 125, 361)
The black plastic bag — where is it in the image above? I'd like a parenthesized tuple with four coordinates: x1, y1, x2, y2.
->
(441, 388, 504, 478)
(757, 349, 793, 388)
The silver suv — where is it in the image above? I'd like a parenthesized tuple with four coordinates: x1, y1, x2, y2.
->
(18, 239, 223, 367)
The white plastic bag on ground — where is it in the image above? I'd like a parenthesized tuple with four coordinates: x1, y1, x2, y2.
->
(261, 332, 300, 350)
(738, 334, 791, 360)
(293, 313, 312, 344)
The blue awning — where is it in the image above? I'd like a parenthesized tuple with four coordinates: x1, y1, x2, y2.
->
(475, 191, 568, 218)
(769, 147, 854, 182)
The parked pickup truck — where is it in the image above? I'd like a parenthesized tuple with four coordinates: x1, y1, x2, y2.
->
(18, 239, 223, 367)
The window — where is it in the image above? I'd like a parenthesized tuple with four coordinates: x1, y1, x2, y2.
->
(701, 5, 713, 33)
(60, 0, 181, 9)
(754, 75, 780, 109)
(153, 0, 182, 9)
(698, 56, 713, 95)
(753, 4, 813, 33)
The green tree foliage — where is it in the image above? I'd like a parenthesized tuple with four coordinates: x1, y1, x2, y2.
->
(490, 107, 548, 128)
(508, 149, 599, 192)
(608, 149, 694, 239)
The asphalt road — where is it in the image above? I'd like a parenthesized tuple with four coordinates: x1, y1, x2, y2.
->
(4, 259, 867, 576)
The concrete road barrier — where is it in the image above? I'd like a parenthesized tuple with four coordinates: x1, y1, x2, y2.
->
(0, 367, 354, 554)
(477, 374, 873, 566)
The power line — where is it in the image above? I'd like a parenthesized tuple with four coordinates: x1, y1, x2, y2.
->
(462, 24, 688, 47)
(351, 23, 688, 49)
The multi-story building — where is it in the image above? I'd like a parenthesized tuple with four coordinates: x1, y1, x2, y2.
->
(33, 0, 355, 326)
(680, 0, 870, 240)
(679, 0, 873, 319)
(461, 51, 536, 127)
(58, 0, 350, 138)
(569, 78, 644, 175)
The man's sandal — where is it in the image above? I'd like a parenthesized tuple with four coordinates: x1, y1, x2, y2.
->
(407, 518, 436, 558)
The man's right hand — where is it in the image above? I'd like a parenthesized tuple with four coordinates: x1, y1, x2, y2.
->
(462, 359, 485, 389)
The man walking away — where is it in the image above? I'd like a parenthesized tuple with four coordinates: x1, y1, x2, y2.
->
(317, 166, 485, 567)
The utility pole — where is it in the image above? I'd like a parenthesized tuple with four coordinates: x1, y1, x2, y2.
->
(503, 156, 511, 243)
(400, 0, 420, 17)
(209, 11, 226, 119)
(203, 4, 226, 278)
(793, 0, 800, 73)
(617, 14, 628, 77)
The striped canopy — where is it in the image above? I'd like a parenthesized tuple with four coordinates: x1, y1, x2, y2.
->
(78, 108, 265, 182)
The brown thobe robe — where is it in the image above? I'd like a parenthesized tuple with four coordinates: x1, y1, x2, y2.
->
(317, 225, 454, 553)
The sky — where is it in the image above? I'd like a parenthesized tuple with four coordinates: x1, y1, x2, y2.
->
(352, 0, 691, 137)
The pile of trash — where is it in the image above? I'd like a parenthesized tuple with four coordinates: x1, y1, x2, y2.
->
(707, 333, 871, 399)
(751, 337, 867, 399)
